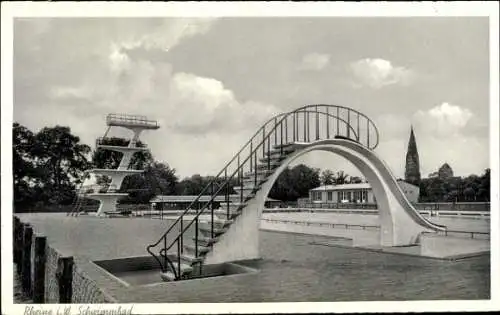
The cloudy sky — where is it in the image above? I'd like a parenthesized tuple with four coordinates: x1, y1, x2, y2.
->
(13, 17, 490, 179)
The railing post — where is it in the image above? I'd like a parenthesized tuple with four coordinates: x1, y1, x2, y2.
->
(293, 113, 296, 142)
(211, 183, 214, 238)
(225, 168, 229, 216)
(262, 126, 266, 158)
(326, 106, 330, 139)
(356, 113, 360, 141)
(367, 119, 370, 148)
(316, 106, 319, 140)
(254, 150, 258, 188)
(303, 111, 307, 142)
(180, 219, 184, 254)
(57, 257, 73, 303)
(347, 110, 351, 138)
(284, 115, 289, 143)
(274, 118, 277, 146)
(240, 167, 244, 204)
(195, 218, 199, 258)
(33, 235, 46, 303)
(177, 241, 181, 279)
(336, 107, 340, 135)
(250, 142, 253, 172)
(163, 237, 167, 272)
(280, 120, 283, 148)
(267, 136, 271, 171)
(21, 224, 33, 297)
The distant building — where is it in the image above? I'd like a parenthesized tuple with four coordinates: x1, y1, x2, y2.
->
(428, 171, 439, 178)
(438, 163, 454, 179)
(150, 195, 282, 210)
(309, 180, 420, 204)
(404, 126, 421, 186)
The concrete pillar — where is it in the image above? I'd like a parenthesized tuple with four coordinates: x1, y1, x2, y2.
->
(33, 236, 47, 303)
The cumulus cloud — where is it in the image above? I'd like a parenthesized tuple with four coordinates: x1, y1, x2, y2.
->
(349, 58, 414, 89)
(413, 102, 473, 137)
(13, 18, 283, 177)
(167, 72, 278, 133)
(298, 53, 331, 71)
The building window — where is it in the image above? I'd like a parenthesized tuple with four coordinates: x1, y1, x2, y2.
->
(313, 191, 322, 201)
(338, 191, 343, 202)
(347, 191, 352, 202)
(327, 191, 333, 201)
(362, 190, 368, 203)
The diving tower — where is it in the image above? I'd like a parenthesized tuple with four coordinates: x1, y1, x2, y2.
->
(78, 113, 160, 217)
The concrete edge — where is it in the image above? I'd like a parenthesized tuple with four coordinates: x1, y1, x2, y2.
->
(259, 228, 353, 241)
(309, 241, 490, 261)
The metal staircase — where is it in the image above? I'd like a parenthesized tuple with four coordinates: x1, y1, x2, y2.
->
(146, 104, 380, 281)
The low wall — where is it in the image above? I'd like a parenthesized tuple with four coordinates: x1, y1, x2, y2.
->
(415, 202, 490, 211)
(420, 234, 490, 258)
(13, 216, 113, 304)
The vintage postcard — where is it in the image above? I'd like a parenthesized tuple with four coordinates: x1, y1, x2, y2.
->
(1, 2, 499, 314)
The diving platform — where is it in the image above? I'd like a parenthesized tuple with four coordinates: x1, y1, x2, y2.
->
(106, 113, 160, 130)
(95, 144, 149, 153)
(69, 112, 160, 217)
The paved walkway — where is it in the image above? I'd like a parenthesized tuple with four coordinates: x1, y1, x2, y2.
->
(14, 213, 490, 303)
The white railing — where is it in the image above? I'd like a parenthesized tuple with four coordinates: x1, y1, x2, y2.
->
(106, 113, 159, 128)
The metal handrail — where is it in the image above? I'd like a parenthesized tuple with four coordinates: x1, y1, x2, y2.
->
(146, 110, 357, 249)
(146, 104, 380, 277)
(95, 137, 147, 148)
(106, 113, 159, 128)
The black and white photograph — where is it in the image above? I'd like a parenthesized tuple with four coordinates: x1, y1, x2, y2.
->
(2, 2, 499, 314)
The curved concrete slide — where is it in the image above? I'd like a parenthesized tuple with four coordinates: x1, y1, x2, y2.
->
(204, 139, 447, 264)
(336, 139, 446, 232)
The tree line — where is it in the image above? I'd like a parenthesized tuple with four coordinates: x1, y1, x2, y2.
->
(12, 122, 490, 211)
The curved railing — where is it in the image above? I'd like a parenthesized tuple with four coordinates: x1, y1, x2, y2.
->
(146, 104, 379, 277)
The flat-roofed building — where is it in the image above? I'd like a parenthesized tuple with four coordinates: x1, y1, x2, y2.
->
(150, 195, 282, 210)
(309, 180, 419, 205)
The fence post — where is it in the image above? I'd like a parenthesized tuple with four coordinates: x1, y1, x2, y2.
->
(13, 217, 21, 267)
(57, 256, 74, 303)
(33, 236, 47, 303)
(21, 224, 33, 297)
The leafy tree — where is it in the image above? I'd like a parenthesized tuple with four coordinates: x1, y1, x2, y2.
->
(176, 174, 237, 196)
(334, 171, 349, 185)
(13, 123, 92, 208)
(269, 164, 320, 201)
(121, 161, 179, 203)
(349, 176, 363, 184)
(320, 169, 335, 185)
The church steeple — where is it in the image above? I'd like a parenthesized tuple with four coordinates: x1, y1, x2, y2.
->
(405, 125, 421, 185)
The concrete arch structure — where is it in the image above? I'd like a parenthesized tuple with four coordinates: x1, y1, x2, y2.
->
(204, 139, 446, 264)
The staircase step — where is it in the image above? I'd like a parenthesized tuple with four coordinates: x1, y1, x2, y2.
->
(201, 218, 233, 229)
(215, 208, 241, 220)
(192, 235, 218, 246)
(244, 169, 274, 176)
(256, 163, 279, 171)
(242, 176, 267, 185)
(217, 202, 245, 211)
(199, 224, 227, 236)
(183, 243, 211, 255)
(160, 271, 177, 282)
(179, 253, 203, 264)
(167, 262, 193, 278)
(259, 155, 286, 163)
(233, 185, 257, 191)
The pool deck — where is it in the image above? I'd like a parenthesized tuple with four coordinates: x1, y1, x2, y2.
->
(14, 213, 490, 303)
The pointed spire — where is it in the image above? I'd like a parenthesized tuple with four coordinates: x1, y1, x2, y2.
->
(405, 125, 421, 185)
